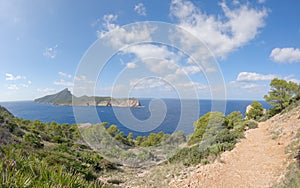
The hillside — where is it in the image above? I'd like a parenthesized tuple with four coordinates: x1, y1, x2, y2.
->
(0, 105, 118, 187)
(34, 88, 73, 105)
(2, 99, 300, 187)
(169, 102, 300, 187)
(98, 101, 300, 187)
(34, 88, 140, 107)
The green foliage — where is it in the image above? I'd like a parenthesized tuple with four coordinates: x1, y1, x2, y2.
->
(189, 112, 226, 145)
(170, 111, 251, 166)
(226, 111, 244, 129)
(106, 124, 119, 137)
(264, 78, 299, 116)
(0, 146, 105, 188)
(139, 132, 165, 147)
(0, 105, 117, 186)
(245, 120, 258, 129)
(23, 133, 44, 148)
(246, 101, 264, 120)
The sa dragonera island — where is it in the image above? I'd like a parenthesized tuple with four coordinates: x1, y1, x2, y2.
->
(34, 88, 140, 107)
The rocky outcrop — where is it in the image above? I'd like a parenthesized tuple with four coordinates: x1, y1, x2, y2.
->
(34, 88, 140, 107)
(73, 97, 140, 107)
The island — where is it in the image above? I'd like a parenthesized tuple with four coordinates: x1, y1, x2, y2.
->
(34, 88, 141, 107)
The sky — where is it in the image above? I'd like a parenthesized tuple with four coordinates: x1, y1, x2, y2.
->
(1, 0, 300, 101)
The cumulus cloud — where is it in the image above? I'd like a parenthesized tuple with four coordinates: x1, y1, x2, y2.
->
(126, 62, 136, 69)
(96, 14, 155, 48)
(5, 73, 22, 80)
(270, 48, 300, 63)
(58, 71, 72, 78)
(124, 44, 179, 74)
(5, 73, 31, 89)
(43, 45, 58, 59)
(170, 0, 268, 59)
(96, 14, 119, 38)
(179, 65, 202, 75)
(237, 72, 276, 82)
(134, 3, 147, 16)
(124, 44, 175, 61)
(228, 81, 267, 94)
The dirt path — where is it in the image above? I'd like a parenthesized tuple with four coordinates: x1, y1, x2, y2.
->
(169, 108, 300, 188)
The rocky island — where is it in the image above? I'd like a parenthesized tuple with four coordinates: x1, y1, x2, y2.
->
(34, 88, 140, 107)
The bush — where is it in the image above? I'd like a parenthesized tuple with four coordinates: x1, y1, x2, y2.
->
(189, 112, 226, 145)
(245, 120, 258, 129)
(246, 101, 264, 120)
(226, 111, 244, 129)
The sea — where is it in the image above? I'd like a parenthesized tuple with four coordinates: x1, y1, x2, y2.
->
(0, 99, 270, 137)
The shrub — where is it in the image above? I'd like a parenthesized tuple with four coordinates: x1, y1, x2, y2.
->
(245, 120, 258, 129)
(226, 111, 244, 129)
(189, 112, 226, 145)
(246, 101, 264, 120)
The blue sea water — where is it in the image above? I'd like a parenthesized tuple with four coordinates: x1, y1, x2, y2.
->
(0, 99, 270, 136)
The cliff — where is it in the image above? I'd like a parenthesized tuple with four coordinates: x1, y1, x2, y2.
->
(34, 88, 140, 107)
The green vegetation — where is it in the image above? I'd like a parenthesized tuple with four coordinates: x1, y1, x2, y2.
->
(6, 78, 300, 186)
(169, 111, 256, 166)
(0, 106, 115, 187)
(264, 78, 300, 117)
(246, 101, 264, 120)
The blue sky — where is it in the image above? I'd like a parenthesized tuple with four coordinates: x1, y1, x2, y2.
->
(1, 0, 300, 101)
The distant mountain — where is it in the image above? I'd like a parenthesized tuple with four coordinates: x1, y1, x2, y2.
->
(34, 88, 73, 105)
(34, 88, 140, 107)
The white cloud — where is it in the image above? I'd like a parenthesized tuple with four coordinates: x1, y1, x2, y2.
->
(96, 14, 155, 48)
(5, 73, 21, 80)
(237, 72, 276, 82)
(134, 3, 147, 16)
(37, 88, 56, 93)
(124, 44, 179, 74)
(7, 84, 19, 90)
(126, 62, 136, 69)
(96, 14, 119, 38)
(270, 48, 300, 63)
(179, 65, 202, 75)
(43, 45, 58, 59)
(228, 81, 267, 93)
(75, 75, 87, 81)
(125, 44, 174, 60)
(105, 24, 155, 48)
(21, 80, 32, 88)
(58, 72, 72, 78)
(170, 0, 268, 59)
(54, 79, 74, 87)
